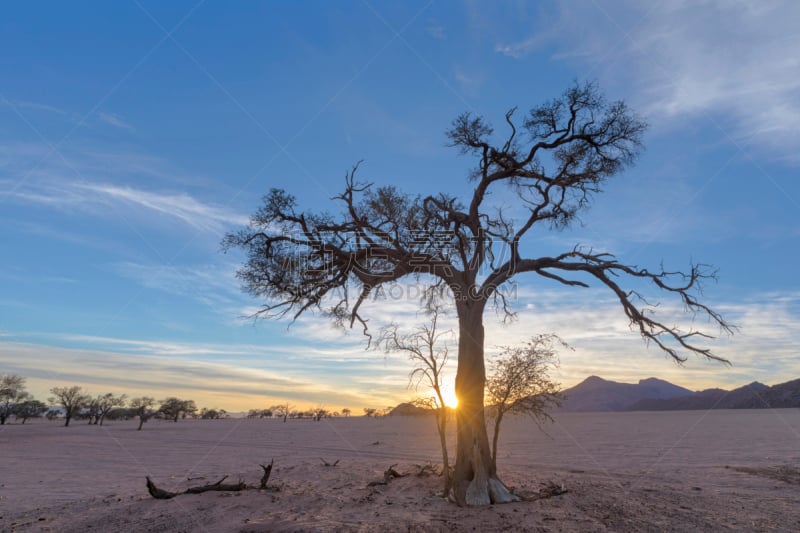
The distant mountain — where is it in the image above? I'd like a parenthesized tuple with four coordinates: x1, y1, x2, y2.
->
(628, 379, 800, 411)
(557, 376, 693, 412)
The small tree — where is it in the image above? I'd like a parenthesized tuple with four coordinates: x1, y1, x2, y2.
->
(12, 398, 48, 424)
(200, 407, 226, 419)
(270, 403, 293, 423)
(95, 393, 127, 426)
(381, 305, 454, 495)
(486, 335, 565, 471)
(342, 407, 351, 417)
(312, 405, 328, 421)
(85, 396, 102, 424)
(0, 374, 27, 425)
(129, 397, 157, 430)
(363, 407, 377, 417)
(159, 397, 196, 422)
(49, 386, 90, 427)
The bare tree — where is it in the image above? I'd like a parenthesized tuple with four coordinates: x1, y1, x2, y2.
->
(129, 397, 157, 430)
(381, 305, 454, 495)
(49, 386, 90, 427)
(95, 393, 127, 425)
(485, 335, 565, 471)
(224, 82, 732, 505)
(270, 403, 293, 423)
(0, 374, 27, 425)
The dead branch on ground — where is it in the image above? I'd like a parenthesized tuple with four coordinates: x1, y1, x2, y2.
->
(146, 460, 276, 499)
(367, 464, 408, 486)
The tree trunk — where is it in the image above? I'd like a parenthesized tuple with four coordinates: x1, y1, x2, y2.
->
(137, 416, 145, 430)
(435, 408, 451, 495)
(451, 304, 519, 506)
(64, 415, 71, 427)
(491, 411, 504, 472)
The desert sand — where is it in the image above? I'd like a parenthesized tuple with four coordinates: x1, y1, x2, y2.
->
(2, 410, 799, 532)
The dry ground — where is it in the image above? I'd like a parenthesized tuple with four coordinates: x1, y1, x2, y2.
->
(2, 410, 799, 532)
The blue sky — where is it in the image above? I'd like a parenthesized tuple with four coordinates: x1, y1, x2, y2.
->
(1, 1, 799, 411)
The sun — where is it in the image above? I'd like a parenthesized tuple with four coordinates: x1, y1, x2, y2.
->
(441, 388, 459, 409)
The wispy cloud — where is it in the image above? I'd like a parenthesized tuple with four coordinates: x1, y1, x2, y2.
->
(3, 178, 247, 235)
(0, 335, 412, 410)
(2, 289, 798, 410)
(97, 111, 134, 131)
(76, 183, 248, 232)
(4, 99, 67, 115)
(494, 1, 800, 163)
(426, 21, 445, 40)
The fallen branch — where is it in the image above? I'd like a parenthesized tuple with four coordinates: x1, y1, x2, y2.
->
(415, 463, 441, 477)
(367, 464, 408, 486)
(146, 476, 178, 500)
(538, 481, 568, 499)
(320, 458, 340, 467)
(146, 461, 276, 499)
(185, 475, 246, 494)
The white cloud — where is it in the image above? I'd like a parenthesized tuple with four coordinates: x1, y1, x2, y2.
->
(426, 21, 445, 40)
(97, 111, 134, 131)
(4, 99, 67, 115)
(496, 1, 800, 162)
(3, 179, 247, 235)
(76, 183, 248, 233)
(3, 288, 798, 410)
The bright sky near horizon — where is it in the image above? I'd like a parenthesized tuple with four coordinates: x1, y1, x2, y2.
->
(1, 1, 799, 412)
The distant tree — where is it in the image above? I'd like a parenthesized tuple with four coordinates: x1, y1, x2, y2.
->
(159, 397, 197, 422)
(224, 81, 732, 505)
(381, 304, 454, 494)
(85, 395, 102, 424)
(363, 407, 377, 417)
(342, 408, 351, 417)
(129, 397, 157, 430)
(49, 386, 90, 427)
(270, 403, 293, 423)
(12, 398, 48, 424)
(247, 408, 273, 419)
(486, 335, 565, 471)
(0, 374, 28, 425)
(95, 393, 127, 425)
(200, 407, 226, 419)
(105, 407, 136, 421)
(312, 405, 328, 421)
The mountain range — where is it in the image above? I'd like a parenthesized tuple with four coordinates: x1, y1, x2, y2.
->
(558, 375, 800, 412)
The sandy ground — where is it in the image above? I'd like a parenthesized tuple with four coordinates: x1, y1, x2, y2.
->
(2, 410, 799, 532)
